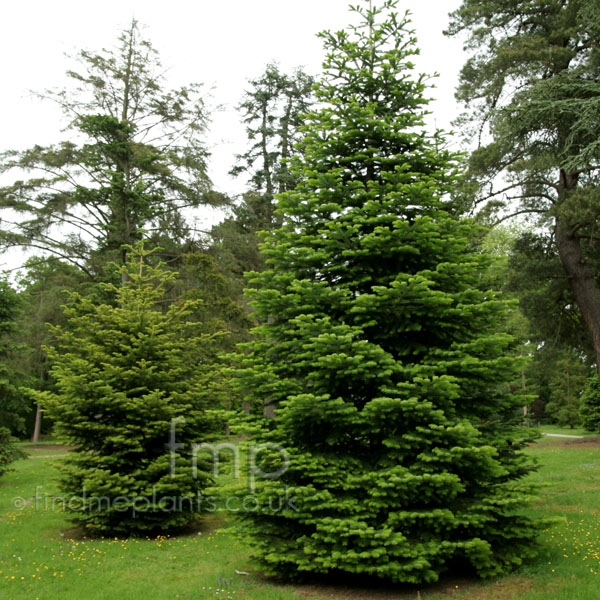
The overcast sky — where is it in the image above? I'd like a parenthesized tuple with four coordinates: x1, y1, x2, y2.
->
(0, 0, 465, 272)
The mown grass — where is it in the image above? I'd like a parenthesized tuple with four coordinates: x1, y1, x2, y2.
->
(0, 449, 303, 600)
(537, 424, 597, 437)
(501, 437, 600, 600)
(1, 437, 599, 599)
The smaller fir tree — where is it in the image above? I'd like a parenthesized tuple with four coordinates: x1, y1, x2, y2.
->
(31, 243, 226, 534)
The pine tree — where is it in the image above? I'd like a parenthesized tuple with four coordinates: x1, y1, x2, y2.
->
(231, 63, 315, 208)
(210, 64, 315, 304)
(31, 243, 226, 534)
(232, 0, 546, 584)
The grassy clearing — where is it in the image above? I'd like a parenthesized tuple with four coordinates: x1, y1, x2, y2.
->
(498, 440, 600, 600)
(1, 439, 600, 599)
(536, 424, 597, 437)
(0, 450, 303, 600)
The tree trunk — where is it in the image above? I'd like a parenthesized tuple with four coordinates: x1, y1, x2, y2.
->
(31, 404, 42, 443)
(32, 363, 48, 442)
(554, 169, 600, 375)
(555, 220, 600, 376)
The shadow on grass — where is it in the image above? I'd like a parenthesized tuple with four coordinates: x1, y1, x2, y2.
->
(59, 510, 229, 542)
(251, 561, 539, 600)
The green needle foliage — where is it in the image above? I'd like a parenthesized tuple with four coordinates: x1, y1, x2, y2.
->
(580, 376, 600, 433)
(0, 279, 30, 434)
(232, 0, 546, 584)
(0, 280, 27, 476)
(31, 243, 226, 534)
(0, 427, 26, 478)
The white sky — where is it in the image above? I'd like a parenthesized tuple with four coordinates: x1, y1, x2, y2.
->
(0, 0, 465, 272)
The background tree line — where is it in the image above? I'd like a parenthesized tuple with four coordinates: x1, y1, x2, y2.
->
(0, 22, 314, 442)
(0, 1, 599, 454)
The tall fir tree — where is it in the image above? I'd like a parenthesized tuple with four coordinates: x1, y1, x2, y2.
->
(31, 243, 226, 534)
(232, 0, 546, 584)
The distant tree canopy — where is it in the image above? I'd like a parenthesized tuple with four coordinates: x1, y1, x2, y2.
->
(0, 280, 27, 434)
(0, 20, 225, 278)
(209, 64, 315, 303)
(0, 280, 27, 475)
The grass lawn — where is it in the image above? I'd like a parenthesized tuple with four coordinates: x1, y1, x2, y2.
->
(537, 424, 597, 437)
(1, 438, 600, 599)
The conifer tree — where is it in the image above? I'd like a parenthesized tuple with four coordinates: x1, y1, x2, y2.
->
(31, 243, 225, 534)
(0, 20, 223, 277)
(446, 0, 600, 372)
(210, 64, 314, 305)
(233, 0, 545, 584)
